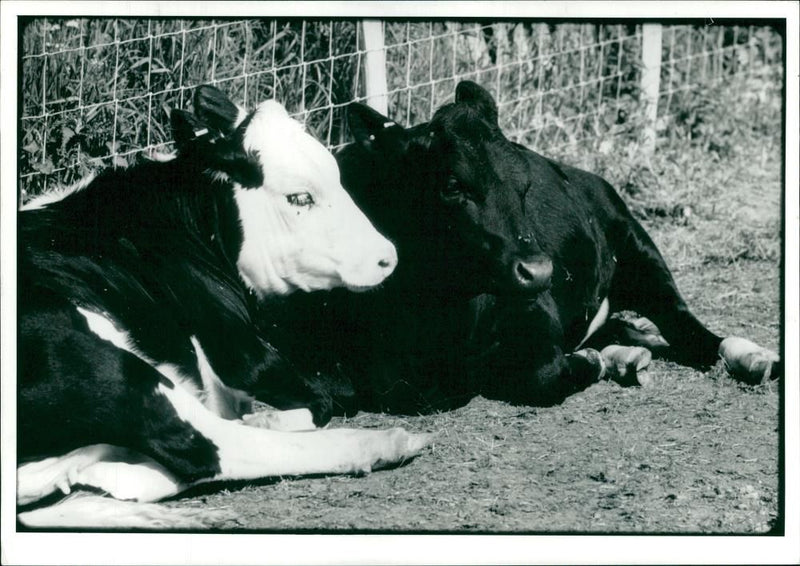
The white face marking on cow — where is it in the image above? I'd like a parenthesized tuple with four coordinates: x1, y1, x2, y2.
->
(233, 100, 397, 297)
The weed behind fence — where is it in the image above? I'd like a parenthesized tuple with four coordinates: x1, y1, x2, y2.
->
(18, 18, 783, 201)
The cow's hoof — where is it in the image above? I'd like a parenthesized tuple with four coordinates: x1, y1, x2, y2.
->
(611, 313, 670, 349)
(368, 429, 436, 472)
(573, 348, 607, 381)
(601, 345, 653, 387)
(719, 337, 780, 384)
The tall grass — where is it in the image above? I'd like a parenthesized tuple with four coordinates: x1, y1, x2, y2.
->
(19, 18, 362, 197)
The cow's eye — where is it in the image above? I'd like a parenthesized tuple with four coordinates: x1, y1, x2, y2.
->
(440, 177, 467, 204)
(286, 192, 315, 208)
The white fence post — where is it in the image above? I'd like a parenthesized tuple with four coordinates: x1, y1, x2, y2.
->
(641, 23, 663, 155)
(361, 19, 388, 115)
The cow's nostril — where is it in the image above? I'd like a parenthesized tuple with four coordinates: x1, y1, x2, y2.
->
(378, 249, 397, 271)
(375, 245, 398, 276)
(516, 262, 534, 282)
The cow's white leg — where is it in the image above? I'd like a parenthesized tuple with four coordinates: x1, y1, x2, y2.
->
(242, 407, 316, 431)
(719, 337, 780, 383)
(71, 456, 185, 503)
(17, 444, 126, 505)
(158, 381, 432, 482)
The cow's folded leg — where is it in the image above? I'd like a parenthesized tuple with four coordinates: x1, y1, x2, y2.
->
(71, 455, 185, 503)
(522, 348, 606, 406)
(484, 295, 608, 406)
(570, 348, 607, 381)
(601, 345, 653, 387)
(606, 221, 780, 379)
(17, 444, 130, 506)
(614, 315, 669, 349)
(719, 337, 781, 384)
(241, 407, 316, 431)
(583, 312, 669, 351)
(157, 381, 433, 482)
(483, 345, 606, 407)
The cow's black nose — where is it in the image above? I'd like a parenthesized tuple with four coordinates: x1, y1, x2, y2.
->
(513, 256, 553, 291)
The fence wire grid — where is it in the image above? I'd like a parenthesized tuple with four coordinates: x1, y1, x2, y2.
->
(19, 18, 784, 200)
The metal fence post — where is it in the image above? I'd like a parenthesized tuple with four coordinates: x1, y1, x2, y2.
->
(641, 23, 663, 155)
(361, 19, 388, 115)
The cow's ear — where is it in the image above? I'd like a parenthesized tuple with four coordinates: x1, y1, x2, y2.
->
(172, 106, 263, 188)
(194, 85, 244, 135)
(211, 149, 265, 188)
(455, 81, 498, 124)
(348, 103, 407, 154)
(170, 109, 212, 152)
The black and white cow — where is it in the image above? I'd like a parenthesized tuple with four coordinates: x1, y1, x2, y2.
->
(17, 87, 430, 529)
(260, 81, 780, 417)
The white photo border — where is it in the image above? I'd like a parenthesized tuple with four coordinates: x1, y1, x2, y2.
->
(2, 2, 797, 565)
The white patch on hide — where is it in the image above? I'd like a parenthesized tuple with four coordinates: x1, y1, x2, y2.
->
(76, 306, 137, 353)
(21, 173, 97, 211)
(576, 297, 610, 349)
(190, 336, 253, 419)
(75, 307, 211, 408)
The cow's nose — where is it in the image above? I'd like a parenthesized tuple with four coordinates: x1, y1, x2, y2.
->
(513, 255, 552, 291)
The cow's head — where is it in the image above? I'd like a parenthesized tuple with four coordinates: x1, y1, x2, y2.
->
(340, 81, 551, 298)
(171, 86, 397, 297)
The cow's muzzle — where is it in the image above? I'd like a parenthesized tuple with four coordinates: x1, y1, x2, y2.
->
(512, 255, 553, 292)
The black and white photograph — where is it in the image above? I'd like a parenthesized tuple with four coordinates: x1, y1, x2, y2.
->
(1, 2, 798, 565)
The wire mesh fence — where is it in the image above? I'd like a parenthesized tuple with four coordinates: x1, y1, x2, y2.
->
(18, 18, 783, 201)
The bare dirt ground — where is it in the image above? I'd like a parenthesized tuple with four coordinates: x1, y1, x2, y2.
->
(166, 137, 783, 534)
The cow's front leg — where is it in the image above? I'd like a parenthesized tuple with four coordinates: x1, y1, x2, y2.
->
(156, 382, 434, 480)
(479, 294, 606, 406)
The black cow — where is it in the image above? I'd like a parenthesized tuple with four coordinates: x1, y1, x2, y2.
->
(262, 81, 779, 417)
(17, 88, 430, 529)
